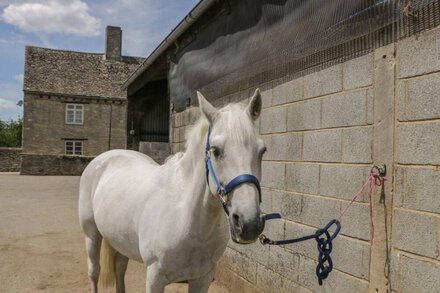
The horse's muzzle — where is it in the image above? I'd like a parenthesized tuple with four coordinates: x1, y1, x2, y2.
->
(230, 213, 265, 244)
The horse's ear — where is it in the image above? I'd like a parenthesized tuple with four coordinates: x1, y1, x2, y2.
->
(197, 91, 218, 123)
(246, 88, 262, 121)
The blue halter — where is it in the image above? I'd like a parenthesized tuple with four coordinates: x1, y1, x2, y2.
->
(204, 126, 262, 215)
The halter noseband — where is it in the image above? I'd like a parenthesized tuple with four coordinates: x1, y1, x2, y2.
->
(204, 126, 262, 215)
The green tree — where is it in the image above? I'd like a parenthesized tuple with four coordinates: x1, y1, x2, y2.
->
(0, 118, 22, 147)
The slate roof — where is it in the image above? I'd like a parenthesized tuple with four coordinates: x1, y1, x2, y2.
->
(24, 46, 144, 99)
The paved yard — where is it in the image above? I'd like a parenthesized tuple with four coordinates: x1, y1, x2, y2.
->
(0, 174, 229, 293)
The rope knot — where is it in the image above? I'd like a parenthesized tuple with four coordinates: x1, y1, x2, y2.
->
(314, 223, 339, 285)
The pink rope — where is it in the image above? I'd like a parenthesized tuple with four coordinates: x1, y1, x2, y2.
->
(338, 169, 385, 244)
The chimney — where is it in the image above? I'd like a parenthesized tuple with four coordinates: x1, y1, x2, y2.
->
(104, 26, 122, 61)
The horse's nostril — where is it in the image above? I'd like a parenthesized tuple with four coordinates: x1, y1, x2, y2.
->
(232, 213, 240, 228)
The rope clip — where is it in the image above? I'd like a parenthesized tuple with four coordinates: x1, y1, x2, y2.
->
(259, 234, 268, 245)
(259, 234, 275, 245)
(372, 164, 386, 177)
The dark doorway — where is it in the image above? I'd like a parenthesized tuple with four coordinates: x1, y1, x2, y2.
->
(127, 80, 169, 151)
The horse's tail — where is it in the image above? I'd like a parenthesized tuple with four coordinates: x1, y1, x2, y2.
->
(98, 238, 117, 288)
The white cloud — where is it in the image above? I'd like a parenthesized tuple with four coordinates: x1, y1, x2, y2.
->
(0, 98, 16, 109)
(2, 0, 101, 36)
(13, 74, 23, 83)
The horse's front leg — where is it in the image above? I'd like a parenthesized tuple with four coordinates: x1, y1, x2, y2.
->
(146, 263, 167, 293)
(188, 268, 216, 293)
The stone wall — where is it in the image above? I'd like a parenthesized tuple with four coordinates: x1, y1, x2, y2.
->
(169, 26, 440, 293)
(20, 154, 93, 175)
(21, 93, 126, 175)
(139, 141, 170, 164)
(22, 94, 127, 156)
(0, 148, 22, 172)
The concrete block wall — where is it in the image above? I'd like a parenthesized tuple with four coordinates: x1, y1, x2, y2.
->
(169, 26, 440, 293)
(170, 106, 200, 154)
(390, 27, 440, 293)
(139, 141, 170, 164)
(253, 54, 374, 292)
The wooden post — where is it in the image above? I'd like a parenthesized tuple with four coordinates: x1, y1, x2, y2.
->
(369, 44, 395, 293)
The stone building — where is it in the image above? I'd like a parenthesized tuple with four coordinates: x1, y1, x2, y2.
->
(21, 26, 144, 175)
(124, 1, 440, 292)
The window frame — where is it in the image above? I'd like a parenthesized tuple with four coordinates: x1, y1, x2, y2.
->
(65, 140, 83, 156)
(65, 103, 84, 125)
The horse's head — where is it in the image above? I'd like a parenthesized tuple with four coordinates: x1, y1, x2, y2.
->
(198, 89, 266, 244)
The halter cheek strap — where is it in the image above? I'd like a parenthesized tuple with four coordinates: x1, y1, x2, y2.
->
(204, 126, 262, 215)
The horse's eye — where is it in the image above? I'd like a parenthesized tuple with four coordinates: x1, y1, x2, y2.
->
(211, 147, 220, 158)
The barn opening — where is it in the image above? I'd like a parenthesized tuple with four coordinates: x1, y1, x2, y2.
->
(126, 54, 170, 163)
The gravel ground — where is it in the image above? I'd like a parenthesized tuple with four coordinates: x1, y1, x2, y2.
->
(0, 173, 229, 293)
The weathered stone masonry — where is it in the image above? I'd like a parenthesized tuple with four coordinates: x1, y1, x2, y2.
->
(21, 28, 144, 175)
(0, 148, 21, 172)
(22, 94, 127, 157)
(21, 94, 126, 175)
(169, 26, 440, 293)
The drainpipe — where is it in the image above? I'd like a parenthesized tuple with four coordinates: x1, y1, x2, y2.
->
(108, 103, 113, 150)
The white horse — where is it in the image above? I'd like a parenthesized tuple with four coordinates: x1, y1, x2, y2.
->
(79, 89, 266, 293)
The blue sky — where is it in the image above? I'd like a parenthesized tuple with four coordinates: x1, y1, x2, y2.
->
(0, 0, 199, 120)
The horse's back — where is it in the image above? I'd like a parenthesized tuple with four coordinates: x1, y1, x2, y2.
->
(80, 149, 157, 202)
(86, 149, 158, 172)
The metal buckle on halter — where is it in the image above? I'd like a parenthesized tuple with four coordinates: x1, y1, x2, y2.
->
(218, 188, 229, 205)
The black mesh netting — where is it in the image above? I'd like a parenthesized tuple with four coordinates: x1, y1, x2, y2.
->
(169, 0, 440, 111)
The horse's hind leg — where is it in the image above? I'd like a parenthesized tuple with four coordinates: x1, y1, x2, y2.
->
(115, 252, 129, 293)
(79, 172, 103, 292)
(80, 213, 102, 293)
(84, 229, 102, 293)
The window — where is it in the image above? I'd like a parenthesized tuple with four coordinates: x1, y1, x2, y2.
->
(65, 140, 83, 155)
(65, 104, 84, 125)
